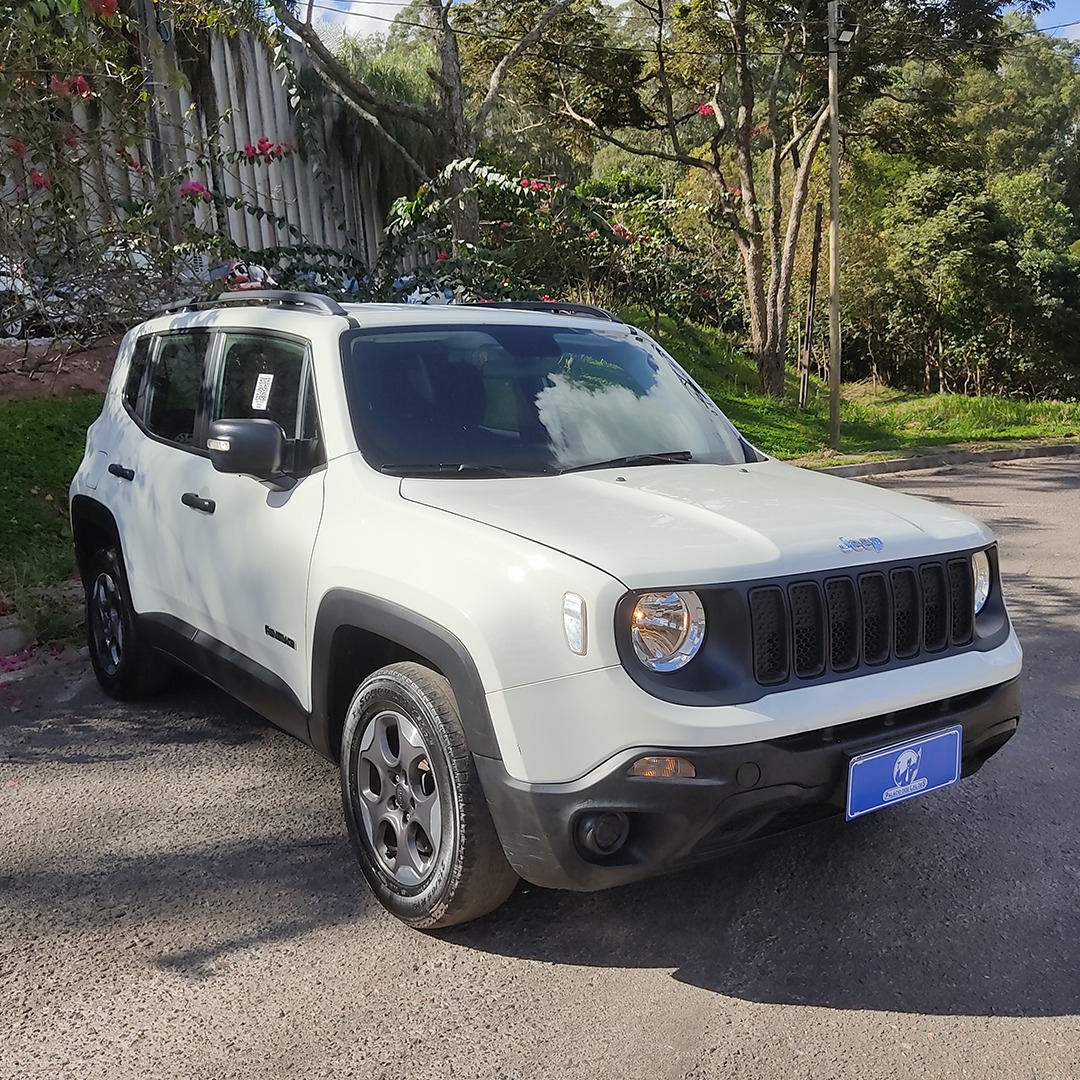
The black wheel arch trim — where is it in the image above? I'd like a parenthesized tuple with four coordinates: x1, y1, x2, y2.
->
(310, 590, 501, 762)
(70, 495, 123, 580)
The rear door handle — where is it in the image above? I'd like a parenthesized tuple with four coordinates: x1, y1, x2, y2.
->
(108, 463, 135, 481)
(181, 492, 216, 514)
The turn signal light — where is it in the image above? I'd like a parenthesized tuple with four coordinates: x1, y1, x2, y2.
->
(627, 755, 696, 779)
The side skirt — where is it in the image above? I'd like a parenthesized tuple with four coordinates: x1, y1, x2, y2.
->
(141, 612, 312, 744)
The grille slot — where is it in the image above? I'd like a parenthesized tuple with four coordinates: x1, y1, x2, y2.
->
(859, 573, 891, 665)
(891, 568, 920, 659)
(747, 557, 978, 686)
(789, 582, 826, 678)
(749, 586, 789, 684)
(825, 577, 859, 671)
(948, 558, 974, 645)
(921, 563, 948, 652)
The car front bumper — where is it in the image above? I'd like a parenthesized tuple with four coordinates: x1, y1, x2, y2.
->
(474, 677, 1020, 891)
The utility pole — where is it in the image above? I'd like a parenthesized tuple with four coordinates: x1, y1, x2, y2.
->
(827, 0, 841, 449)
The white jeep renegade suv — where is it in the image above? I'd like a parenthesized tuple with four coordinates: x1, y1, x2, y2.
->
(69, 291, 1022, 928)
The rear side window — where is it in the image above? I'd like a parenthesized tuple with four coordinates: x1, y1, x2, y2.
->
(140, 331, 211, 447)
(123, 337, 151, 413)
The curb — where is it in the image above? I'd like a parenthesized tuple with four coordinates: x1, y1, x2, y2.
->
(0, 615, 32, 658)
(814, 441, 1080, 478)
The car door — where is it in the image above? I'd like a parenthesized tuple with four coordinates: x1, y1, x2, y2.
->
(167, 330, 326, 710)
(111, 328, 215, 627)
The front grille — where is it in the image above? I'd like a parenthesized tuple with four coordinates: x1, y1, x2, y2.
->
(749, 557, 975, 686)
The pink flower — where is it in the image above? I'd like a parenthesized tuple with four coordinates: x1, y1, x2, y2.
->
(698, 103, 714, 116)
(588, 230, 598, 238)
(257, 136, 272, 154)
(65, 137, 79, 149)
(436, 252, 449, 261)
(49, 75, 71, 97)
(243, 143, 257, 159)
(8, 139, 27, 157)
(70, 75, 92, 98)
(178, 179, 210, 201)
(29, 170, 51, 189)
(520, 178, 531, 188)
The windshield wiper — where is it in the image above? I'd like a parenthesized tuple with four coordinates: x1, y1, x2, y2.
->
(556, 450, 694, 474)
(380, 462, 550, 478)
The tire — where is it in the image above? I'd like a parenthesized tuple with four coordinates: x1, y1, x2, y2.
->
(340, 662, 519, 929)
(85, 546, 173, 699)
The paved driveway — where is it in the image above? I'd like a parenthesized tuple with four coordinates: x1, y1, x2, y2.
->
(1, 460, 1077, 1079)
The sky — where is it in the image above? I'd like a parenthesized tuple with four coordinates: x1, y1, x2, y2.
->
(314, 1, 410, 39)
(1037, 0, 1080, 38)
(315, 0, 1080, 42)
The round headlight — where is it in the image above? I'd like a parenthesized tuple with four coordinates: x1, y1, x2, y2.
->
(630, 591, 706, 671)
(972, 550, 991, 614)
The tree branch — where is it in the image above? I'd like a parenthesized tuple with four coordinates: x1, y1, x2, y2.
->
(470, 0, 577, 143)
(273, 1, 442, 135)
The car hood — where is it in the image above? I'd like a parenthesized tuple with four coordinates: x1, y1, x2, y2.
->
(399, 459, 993, 588)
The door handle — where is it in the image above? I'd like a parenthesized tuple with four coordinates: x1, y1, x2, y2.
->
(108, 463, 135, 481)
(181, 492, 216, 514)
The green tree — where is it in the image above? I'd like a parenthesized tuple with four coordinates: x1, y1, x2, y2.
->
(538, 0, 1041, 397)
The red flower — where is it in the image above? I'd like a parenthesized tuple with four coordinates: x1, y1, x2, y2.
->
(88, 0, 118, 16)
(70, 75, 92, 98)
(49, 75, 71, 97)
(257, 136, 272, 154)
(29, 170, 51, 189)
(436, 252, 449, 261)
(8, 139, 27, 157)
(588, 230, 598, 238)
(243, 143, 257, 159)
(698, 103, 714, 116)
(178, 179, 210, 201)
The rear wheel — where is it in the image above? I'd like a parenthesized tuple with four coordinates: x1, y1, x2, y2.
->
(85, 546, 172, 699)
(340, 662, 518, 929)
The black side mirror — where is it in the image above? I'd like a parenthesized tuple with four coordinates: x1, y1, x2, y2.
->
(207, 418, 294, 489)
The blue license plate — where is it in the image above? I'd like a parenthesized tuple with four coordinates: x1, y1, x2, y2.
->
(846, 726, 963, 820)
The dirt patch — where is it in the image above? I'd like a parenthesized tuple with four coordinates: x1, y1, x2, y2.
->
(0, 336, 118, 402)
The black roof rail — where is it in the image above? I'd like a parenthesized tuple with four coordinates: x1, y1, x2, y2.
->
(157, 290, 350, 318)
(462, 301, 623, 323)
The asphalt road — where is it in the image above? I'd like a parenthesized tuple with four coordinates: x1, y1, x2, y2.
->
(1, 459, 1078, 1080)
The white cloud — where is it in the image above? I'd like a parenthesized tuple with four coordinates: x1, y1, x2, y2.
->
(314, 1, 410, 39)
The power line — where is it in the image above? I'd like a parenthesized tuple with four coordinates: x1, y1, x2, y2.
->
(302, 0, 1080, 58)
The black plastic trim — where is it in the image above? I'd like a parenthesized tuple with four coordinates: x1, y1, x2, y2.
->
(614, 545, 1012, 707)
(309, 590, 500, 761)
(475, 677, 1020, 891)
(140, 612, 310, 741)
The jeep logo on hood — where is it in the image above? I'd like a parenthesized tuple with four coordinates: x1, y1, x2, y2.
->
(839, 535, 884, 553)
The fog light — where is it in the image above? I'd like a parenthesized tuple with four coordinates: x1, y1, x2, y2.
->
(627, 755, 696, 779)
(575, 811, 630, 856)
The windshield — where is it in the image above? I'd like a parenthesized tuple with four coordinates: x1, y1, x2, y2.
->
(342, 323, 751, 475)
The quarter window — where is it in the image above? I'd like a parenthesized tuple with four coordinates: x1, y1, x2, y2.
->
(142, 331, 211, 447)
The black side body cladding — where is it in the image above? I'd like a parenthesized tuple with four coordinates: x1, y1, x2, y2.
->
(141, 613, 310, 741)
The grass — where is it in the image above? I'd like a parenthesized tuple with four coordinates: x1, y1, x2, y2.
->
(636, 311, 1080, 460)
(0, 394, 103, 642)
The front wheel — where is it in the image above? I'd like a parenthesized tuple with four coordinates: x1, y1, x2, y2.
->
(340, 662, 518, 929)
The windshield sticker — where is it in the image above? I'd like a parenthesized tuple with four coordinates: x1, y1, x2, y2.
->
(251, 372, 274, 410)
